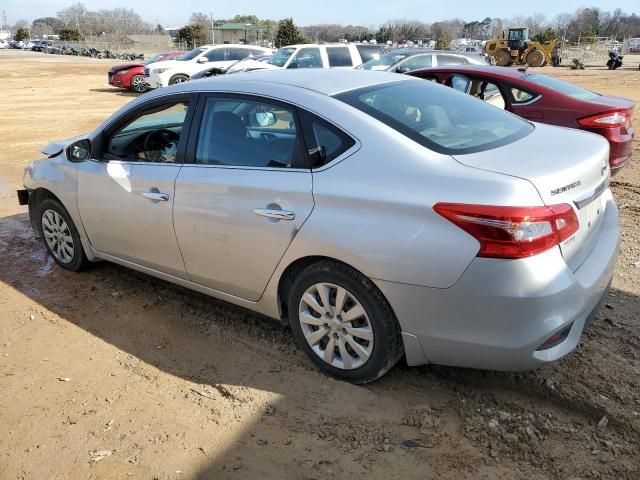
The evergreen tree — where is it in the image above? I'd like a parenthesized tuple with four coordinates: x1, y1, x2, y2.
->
(275, 18, 306, 48)
(14, 27, 30, 42)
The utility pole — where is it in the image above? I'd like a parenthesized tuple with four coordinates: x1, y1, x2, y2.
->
(2, 11, 7, 31)
(210, 12, 214, 44)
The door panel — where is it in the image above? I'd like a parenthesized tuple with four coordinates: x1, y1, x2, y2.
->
(77, 161, 188, 278)
(173, 167, 313, 300)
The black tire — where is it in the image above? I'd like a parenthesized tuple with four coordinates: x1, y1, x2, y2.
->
(169, 74, 189, 85)
(493, 49, 511, 67)
(288, 260, 403, 384)
(130, 74, 148, 93)
(37, 197, 89, 272)
(526, 49, 545, 67)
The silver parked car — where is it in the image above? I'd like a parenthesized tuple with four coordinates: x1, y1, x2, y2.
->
(19, 70, 619, 383)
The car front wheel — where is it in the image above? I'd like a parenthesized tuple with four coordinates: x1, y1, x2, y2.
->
(130, 74, 148, 93)
(288, 260, 403, 383)
(38, 197, 89, 272)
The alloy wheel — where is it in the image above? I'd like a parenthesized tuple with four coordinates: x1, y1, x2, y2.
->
(131, 75, 147, 93)
(42, 209, 74, 264)
(298, 282, 374, 370)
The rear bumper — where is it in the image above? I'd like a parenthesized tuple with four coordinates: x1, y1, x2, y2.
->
(375, 196, 620, 371)
(609, 138, 634, 174)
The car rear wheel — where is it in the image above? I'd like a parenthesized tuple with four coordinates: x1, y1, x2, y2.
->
(130, 74, 148, 93)
(288, 260, 403, 383)
(38, 198, 89, 272)
(169, 74, 189, 85)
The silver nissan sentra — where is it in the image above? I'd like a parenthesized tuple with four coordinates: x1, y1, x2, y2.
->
(19, 69, 619, 383)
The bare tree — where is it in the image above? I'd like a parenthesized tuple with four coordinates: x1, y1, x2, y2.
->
(189, 12, 209, 25)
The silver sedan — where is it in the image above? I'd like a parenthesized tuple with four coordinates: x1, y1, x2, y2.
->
(19, 70, 619, 383)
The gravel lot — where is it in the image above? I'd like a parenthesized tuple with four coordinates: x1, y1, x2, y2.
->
(0, 50, 639, 480)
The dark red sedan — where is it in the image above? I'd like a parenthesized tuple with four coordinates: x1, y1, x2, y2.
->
(407, 65, 635, 173)
(108, 52, 184, 93)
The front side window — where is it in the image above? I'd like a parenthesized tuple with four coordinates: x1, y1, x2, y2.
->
(326, 47, 353, 67)
(195, 97, 306, 168)
(227, 48, 252, 61)
(448, 74, 470, 93)
(335, 81, 533, 155)
(105, 101, 189, 163)
(436, 54, 466, 66)
(289, 48, 322, 69)
(357, 53, 407, 71)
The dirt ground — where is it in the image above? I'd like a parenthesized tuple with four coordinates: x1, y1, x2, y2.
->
(0, 50, 639, 480)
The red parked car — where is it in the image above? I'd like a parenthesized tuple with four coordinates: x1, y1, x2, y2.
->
(108, 52, 184, 93)
(408, 65, 635, 173)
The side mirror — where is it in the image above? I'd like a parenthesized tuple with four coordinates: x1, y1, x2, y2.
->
(197, 57, 208, 63)
(67, 139, 91, 163)
(396, 66, 411, 74)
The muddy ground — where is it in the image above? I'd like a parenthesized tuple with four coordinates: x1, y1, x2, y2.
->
(0, 50, 638, 480)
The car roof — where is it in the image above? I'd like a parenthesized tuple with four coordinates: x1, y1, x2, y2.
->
(164, 69, 413, 96)
(410, 64, 527, 79)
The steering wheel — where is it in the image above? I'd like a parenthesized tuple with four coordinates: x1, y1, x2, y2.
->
(142, 129, 180, 162)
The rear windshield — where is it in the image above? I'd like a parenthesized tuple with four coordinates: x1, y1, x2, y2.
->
(355, 44, 383, 63)
(523, 73, 599, 100)
(178, 47, 206, 61)
(335, 80, 533, 155)
(357, 52, 407, 71)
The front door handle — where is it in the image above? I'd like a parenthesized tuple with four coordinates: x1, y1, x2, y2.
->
(142, 191, 169, 201)
(254, 208, 295, 221)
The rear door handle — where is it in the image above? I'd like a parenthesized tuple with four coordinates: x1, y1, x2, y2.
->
(254, 208, 295, 221)
(142, 191, 169, 201)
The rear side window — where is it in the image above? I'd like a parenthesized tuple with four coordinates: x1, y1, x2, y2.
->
(326, 47, 353, 67)
(299, 111, 355, 167)
(205, 49, 225, 62)
(355, 44, 383, 63)
(335, 81, 533, 155)
(509, 85, 538, 104)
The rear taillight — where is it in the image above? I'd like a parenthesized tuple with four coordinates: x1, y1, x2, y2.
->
(578, 110, 629, 128)
(434, 203, 579, 259)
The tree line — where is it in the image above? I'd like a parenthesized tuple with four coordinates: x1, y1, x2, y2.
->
(9, 3, 640, 45)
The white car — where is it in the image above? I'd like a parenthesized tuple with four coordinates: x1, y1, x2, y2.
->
(226, 43, 383, 74)
(145, 44, 272, 88)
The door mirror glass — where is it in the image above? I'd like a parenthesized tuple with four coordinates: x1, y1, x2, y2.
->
(68, 139, 91, 162)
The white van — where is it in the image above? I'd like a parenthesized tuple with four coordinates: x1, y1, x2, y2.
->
(145, 44, 272, 87)
(226, 43, 383, 74)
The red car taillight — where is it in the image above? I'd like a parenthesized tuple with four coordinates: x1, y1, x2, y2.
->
(578, 110, 629, 128)
(433, 203, 579, 259)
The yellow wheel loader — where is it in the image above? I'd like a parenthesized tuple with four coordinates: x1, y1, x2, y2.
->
(484, 28, 555, 67)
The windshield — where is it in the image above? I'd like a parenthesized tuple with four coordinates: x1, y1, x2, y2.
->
(523, 73, 599, 100)
(177, 47, 206, 61)
(335, 81, 533, 155)
(267, 47, 296, 67)
(144, 54, 166, 65)
(357, 53, 408, 71)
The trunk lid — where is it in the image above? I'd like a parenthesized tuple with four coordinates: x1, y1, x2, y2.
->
(452, 123, 611, 271)
(584, 94, 635, 112)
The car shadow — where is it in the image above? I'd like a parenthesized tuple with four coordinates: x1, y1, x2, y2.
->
(89, 88, 140, 97)
(1, 211, 638, 479)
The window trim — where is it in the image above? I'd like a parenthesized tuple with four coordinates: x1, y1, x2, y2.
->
(183, 92, 312, 171)
(93, 93, 197, 165)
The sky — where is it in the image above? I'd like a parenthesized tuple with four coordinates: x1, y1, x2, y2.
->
(2, 0, 639, 28)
